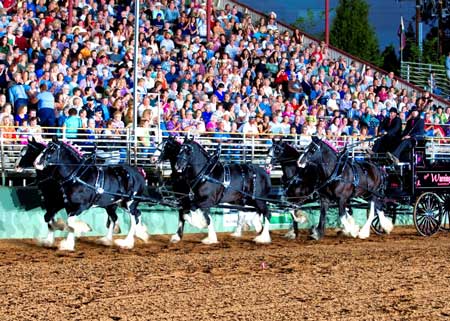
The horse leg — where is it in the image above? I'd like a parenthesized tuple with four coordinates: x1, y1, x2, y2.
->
(114, 199, 144, 249)
(310, 198, 329, 240)
(339, 201, 359, 238)
(231, 211, 245, 238)
(59, 212, 84, 251)
(134, 208, 150, 243)
(170, 209, 186, 243)
(284, 220, 298, 240)
(38, 210, 66, 248)
(285, 209, 308, 240)
(97, 205, 119, 246)
(201, 209, 218, 244)
(254, 201, 271, 244)
(376, 201, 394, 234)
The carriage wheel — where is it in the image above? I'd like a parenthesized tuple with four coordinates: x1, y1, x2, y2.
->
(370, 202, 397, 235)
(413, 192, 442, 237)
(439, 193, 450, 231)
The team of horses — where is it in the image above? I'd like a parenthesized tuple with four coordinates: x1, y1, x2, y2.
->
(16, 135, 394, 251)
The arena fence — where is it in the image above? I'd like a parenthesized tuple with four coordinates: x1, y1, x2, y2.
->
(2, 125, 450, 185)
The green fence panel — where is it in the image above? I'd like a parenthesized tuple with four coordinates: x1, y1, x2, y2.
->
(0, 187, 413, 239)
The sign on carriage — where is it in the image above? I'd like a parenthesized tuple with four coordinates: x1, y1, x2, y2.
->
(416, 172, 450, 188)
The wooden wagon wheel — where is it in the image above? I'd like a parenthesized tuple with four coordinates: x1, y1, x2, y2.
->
(370, 202, 397, 235)
(413, 192, 442, 237)
(439, 193, 450, 231)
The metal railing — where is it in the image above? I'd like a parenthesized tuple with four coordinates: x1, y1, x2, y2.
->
(3, 125, 450, 186)
(400, 61, 450, 100)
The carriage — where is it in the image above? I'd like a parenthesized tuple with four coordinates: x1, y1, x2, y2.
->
(372, 143, 450, 237)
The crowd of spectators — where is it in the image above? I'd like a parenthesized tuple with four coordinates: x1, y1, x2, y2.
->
(0, 0, 448, 153)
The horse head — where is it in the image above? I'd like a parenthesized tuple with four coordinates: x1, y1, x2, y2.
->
(175, 139, 208, 173)
(34, 138, 83, 171)
(152, 136, 181, 164)
(15, 137, 47, 172)
(297, 136, 339, 168)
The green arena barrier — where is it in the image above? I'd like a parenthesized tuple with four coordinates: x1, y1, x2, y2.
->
(0, 187, 413, 239)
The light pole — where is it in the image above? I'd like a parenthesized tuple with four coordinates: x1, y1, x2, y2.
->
(325, 0, 329, 46)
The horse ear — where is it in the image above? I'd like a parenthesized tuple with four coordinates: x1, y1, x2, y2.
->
(52, 136, 59, 143)
(312, 136, 320, 143)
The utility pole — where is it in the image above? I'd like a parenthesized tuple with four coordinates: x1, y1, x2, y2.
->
(325, 0, 329, 46)
(438, 0, 444, 56)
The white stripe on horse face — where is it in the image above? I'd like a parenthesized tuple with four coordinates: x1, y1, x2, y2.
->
(34, 153, 45, 170)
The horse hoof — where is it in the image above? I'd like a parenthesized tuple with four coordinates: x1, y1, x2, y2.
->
(253, 234, 271, 244)
(37, 238, 55, 248)
(97, 237, 113, 246)
(72, 221, 92, 237)
(284, 230, 297, 240)
(58, 240, 75, 251)
(309, 229, 321, 240)
(135, 224, 149, 243)
(170, 234, 181, 243)
(114, 239, 134, 249)
(230, 231, 242, 238)
(201, 237, 218, 244)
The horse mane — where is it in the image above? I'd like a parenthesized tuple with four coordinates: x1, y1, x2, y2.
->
(322, 139, 339, 153)
(61, 141, 84, 159)
(190, 140, 210, 158)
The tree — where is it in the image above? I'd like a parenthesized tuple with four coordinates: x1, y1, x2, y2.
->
(330, 0, 381, 65)
(381, 45, 400, 75)
(292, 8, 326, 39)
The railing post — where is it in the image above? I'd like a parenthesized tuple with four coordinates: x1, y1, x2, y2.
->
(126, 128, 132, 165)
(406, 64, 410, 83)
(0, 129, 5, 186)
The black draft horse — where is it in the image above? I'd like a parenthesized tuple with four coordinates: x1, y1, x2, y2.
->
(16, 137, 120, 247)
(297, 136, 393, 240)
(152, 136, 193, 242)
(175, 138, 272, 243)
(34, 137, 149, 251)
(266, 139, 354, 239)
(153, 136, 261, 242)
(265, 139, 319, 239)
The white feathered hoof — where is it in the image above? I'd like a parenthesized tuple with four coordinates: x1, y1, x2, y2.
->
(58, 239, 75, 251)
(72, 221, 92, 237)
(114, 238, 135, 250)
(135, 224, 149, 243)
(253, 233, 271, 244)
(201, 236, 218, 244)
(37, 238, 55, 248)
(358, 227, 371, 239)
(230, 229, 242, 238)
(284, 229, 297, 240)
(252, 216, 263, 234)
(381, 218, 394, 235)
(170, 234, 181, 243)
(97, 236, 113, 246)
(309, 227, 321, 241)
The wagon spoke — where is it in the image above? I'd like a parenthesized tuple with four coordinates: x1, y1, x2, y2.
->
(414, 192, 442, 237)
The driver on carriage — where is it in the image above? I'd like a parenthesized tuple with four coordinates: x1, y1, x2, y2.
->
(387, 106, 425, 165)
(371, 107, 402, 154)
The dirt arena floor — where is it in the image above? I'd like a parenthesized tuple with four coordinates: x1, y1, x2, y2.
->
(0, 227, 450, 321)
